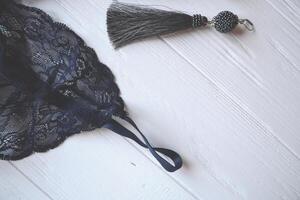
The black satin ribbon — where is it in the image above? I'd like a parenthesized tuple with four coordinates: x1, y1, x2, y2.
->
(103, 116, 182, 172)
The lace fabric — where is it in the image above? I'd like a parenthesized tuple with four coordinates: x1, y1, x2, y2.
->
(0, 0, 182, 172)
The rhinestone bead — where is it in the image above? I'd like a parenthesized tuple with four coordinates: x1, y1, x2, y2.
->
(213, 11, 239, 33)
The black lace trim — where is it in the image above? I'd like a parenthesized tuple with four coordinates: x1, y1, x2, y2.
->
(0, 0, 126, 160)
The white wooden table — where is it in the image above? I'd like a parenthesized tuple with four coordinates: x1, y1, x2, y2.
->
(1, 0, 300, 199)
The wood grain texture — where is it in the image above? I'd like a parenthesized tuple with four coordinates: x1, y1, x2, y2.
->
(1, 0, 299, 199)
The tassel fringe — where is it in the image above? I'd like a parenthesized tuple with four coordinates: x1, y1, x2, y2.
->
(107, 2, 206, 48)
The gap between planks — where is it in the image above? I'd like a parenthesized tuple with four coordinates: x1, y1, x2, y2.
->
(9, 162, 55, 200)
(263, 0, 300, 32)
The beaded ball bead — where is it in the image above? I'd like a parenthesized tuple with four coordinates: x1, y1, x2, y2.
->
(213, 11, 239, 33)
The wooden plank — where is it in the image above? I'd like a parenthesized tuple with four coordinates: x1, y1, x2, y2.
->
(126, 0, 300, 157)
(0, 162, 51, 200)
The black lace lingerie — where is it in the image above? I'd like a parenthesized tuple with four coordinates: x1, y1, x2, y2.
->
(0, 0, 182, 172)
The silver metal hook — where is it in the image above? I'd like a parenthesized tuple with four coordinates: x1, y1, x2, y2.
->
(239, 19, 254, 31)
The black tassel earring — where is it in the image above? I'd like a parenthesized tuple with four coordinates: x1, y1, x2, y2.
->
(107, 2, 254, 48)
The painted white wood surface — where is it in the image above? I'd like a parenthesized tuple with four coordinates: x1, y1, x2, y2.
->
(1, 0, 299, 200)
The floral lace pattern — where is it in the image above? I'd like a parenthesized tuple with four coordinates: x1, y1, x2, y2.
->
(0, 0, 126, 160)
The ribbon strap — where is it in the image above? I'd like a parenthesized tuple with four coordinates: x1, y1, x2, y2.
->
(103, 116, 182, 172)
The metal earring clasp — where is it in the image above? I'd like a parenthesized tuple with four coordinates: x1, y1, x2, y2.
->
(239, 19, 255, 31)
